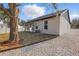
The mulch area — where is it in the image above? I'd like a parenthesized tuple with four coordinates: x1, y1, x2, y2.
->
(0, 43, 22, 52)
(0, 31, 58, 52)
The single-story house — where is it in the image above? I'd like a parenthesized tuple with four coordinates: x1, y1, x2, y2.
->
(25, 9, 71, 35)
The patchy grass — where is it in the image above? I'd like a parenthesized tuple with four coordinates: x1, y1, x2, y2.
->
(0, 31, 57, 45)
(19, 31, 57, 45)
(0, 31, 57, 52)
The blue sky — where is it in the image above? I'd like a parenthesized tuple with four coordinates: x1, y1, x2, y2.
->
(18, 3, 54, 21)
(3, 3, 79, 21)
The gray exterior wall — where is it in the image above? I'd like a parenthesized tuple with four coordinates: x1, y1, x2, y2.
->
(59, 10, 70, 35)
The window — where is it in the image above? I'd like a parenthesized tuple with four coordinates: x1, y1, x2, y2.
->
(36, 26, 38, 29)
(44, 25, 48, 29)
(44, 21, 48, 29)
(44, 20, 48, 24)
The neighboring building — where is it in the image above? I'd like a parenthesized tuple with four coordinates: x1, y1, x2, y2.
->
(0, 18, 8, 34)
(18, 25, 25, 31)
(26, 9, 71, 35)
(0, 18, 25, 34)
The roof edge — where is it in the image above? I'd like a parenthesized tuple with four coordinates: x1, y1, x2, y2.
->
(26, 9, 69, 23)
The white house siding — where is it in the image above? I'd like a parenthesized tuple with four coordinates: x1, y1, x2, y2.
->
(0, 24, 8, 34)
(59, 10, 70, 35)
(0, 25, 25, 34)
(33, 17, 60, 35)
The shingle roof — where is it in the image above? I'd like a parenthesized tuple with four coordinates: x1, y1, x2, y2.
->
(26, 9, 69, 23)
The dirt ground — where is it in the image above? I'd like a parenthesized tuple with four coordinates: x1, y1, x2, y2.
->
(0, 29, 79, 56)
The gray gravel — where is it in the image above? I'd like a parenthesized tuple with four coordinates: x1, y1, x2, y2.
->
(0, 29, 79, 56)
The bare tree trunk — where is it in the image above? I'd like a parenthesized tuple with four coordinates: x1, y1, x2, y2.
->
(9, 17, 20, 43)
(9, 4, 20, 43)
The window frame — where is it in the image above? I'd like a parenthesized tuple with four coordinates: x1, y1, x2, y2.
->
(44, 20, 48, 30)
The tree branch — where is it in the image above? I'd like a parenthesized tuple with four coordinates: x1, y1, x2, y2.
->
(0, 4, 13, 18)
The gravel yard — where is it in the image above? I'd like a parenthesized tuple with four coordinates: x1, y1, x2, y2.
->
(0, 29, 79, 56)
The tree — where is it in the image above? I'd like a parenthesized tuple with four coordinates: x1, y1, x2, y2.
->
(0, 3, 20, 44)
(71, 18, 79, 28)
(19, 20, 26, 31)
(0, 10, 10, 27)
(20, 20, 26, 26)
(0, 11, 9, 21)
(51, 3, 58, 11)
